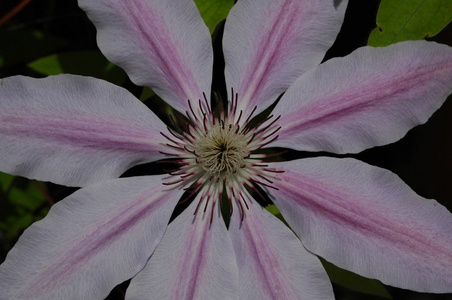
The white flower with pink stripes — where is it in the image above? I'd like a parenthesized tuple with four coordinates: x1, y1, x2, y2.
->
(0, 0, 451, 299)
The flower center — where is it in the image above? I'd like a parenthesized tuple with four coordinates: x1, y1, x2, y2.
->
(194, 122, 248, 176)
(160, 91, 284, 220)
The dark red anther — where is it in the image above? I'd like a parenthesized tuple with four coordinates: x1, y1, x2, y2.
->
(161, 131, 182, 146)
(258, 134, 279, 149)
(244, 105, 257, 124)
(261, 126, 281, 141)
(257, 173, 273, 184)
(180, 183, 203, 204)
(158, 151, 181, 157)
(209, 200, 216, 224)
(263, 168, 285, 173)
(203, 92, 211, 114)
(239, 192, 249, 210)
(187, 99, 200, 122)
(162, 178, 185, 186)
(235, 110, 243, 126)
(183, 145, 197, 156)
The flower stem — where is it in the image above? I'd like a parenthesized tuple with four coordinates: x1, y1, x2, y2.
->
(0, 0, 33, 27)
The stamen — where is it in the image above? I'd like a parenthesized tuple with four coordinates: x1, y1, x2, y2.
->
(158, 151, 181, 157)
(253, 115, 281, 137)
(261, 126, 282, 141)
(250, 178, 279, 190)
(160, 131, 182, 146)
(187, 99, 199, 122)
(237, 196, 246, 221)
(258, 135, 279, 148)
(263, 168, 285, 174)
(166, 144, 185, 152)
(198, 99, 206, 115)
(179, 182, 203, 204)
(235, 110, 243, 126)
(162, 178, 185, 186)
(240, 192, 250, 210)
(203, 92, 211, 115)
(159, 89, 283, 221)
(244, 106, 257, 124)
(257, 173, 273, 184)
(231, 87, 235, 112)
(210, 199, 216, 224)
(183, 146, 197, 155)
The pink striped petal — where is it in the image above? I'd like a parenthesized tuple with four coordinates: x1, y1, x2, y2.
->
(0, 75, 167, 187)
(271, 41, 452, 154)
(126, 196, 238, 300)
(269, 157, 452, 292)
(0, 175, 183, 300)
(223, 0, 347, 114)
(229, 199, 334, 300)
(78, 0, 213, 113)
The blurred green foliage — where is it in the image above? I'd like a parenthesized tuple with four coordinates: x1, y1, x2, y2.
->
(320, 258, 392, 299)
(0, 172, 48, 243)
(368, 0, 452, 46)
(28, 50, 127, 85)
(194, 0, 234, 33)
(0, 29, 66, 68)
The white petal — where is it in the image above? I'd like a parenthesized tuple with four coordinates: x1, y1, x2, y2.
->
(127, 196, 238, 300)
(271, 41, 452, 153)
(223, 0, 347, 114)
(269, 157, 452, 292)
(0, 75, 168, 186)
(78, 0, 213, 113)
(229, 199, 334, 299)
(0, 175, 184, 300)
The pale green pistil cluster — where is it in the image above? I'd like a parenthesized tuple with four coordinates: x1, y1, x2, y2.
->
(194, 123, 249, 176)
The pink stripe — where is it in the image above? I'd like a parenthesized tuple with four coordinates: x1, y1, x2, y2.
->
(185, 224, 208, 300)
(2, 112, 154, 153)
(170, 217, 210, 300)
(283, 60, 450, 134)
(241, 1, 308, 102)
(121, 0, 200, 99)
(242, 211, 293, 299)
(26, 189, 167, 295)
(281, 173, 450, 259)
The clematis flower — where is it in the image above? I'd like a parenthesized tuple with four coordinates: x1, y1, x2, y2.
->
(0, 0, 451, 299)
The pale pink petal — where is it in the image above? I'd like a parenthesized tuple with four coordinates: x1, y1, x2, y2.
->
(223, 0, 347, 114)
(0, 75, 168, 187)
(269, 157, 452, 292)
(271, 41, 452, 153)
(0, 175, 183, 300)
(228, 198, 334, 300)
(78, 0, 213, 113)
(126, 196, 238, 300)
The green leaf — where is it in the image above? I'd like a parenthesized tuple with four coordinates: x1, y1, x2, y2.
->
(28, 51, 127, 85)
(265, 204, 279, 215)
(0, 29, 66, 68)
(194, 0, 234, 33)
(0, 174, 49, 241)
(265, 204, 290, 227)
(139, 86, 155, 101)
(368, 0, 452, 47)
(0, 172, 14, 190)
(320, 257, 392, 299)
